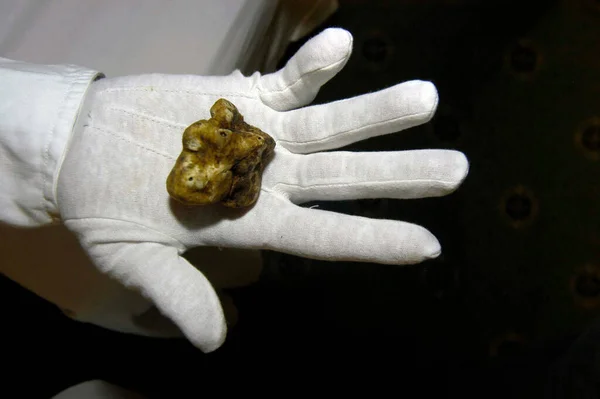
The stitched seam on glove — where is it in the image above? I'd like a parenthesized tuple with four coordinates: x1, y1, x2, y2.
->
(97, 88, 259, 100)
(63, 216, 186, 251)
(86, 126, 175, 160)
(272, 179, 462, 191)
(108, 107, 187, 130)
(278, 110, 434, 146)
(261, 186, 291, 201)
(257, 30, 352, 96)
(258, 56, 349, 97)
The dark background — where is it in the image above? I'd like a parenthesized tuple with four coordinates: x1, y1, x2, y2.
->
(2, 0, 600, 397)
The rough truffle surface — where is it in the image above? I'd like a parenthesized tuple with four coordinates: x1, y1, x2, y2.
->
(166, 98, 275, 208)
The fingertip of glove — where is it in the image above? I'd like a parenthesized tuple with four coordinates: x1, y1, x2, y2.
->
(426, 243, 442, 260)
(316, 27, 353, 65)
(405, 225, 442, 263)
(393, 80, 439, 123)
(419, 80, 439, 122)
(442, 150, 470, 194)
(196, 321, 228, 354)
(454, 151, 470, 186)
(321, 27, 352, 42)
(424, 233, 442, 260)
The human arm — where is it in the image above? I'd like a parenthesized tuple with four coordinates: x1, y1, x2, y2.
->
(0, 28, 469, 352)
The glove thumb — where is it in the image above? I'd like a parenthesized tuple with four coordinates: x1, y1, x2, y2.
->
(108, 242, 226, 352)
(68, 219, 227, 353)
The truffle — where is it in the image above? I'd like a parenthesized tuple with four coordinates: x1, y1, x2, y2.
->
(166, 98, 275, 208)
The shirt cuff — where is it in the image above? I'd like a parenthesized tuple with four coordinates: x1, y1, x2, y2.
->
(0, 58, 102, 226)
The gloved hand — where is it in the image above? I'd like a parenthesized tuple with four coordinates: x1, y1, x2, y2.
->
(56, 28, 469, 352)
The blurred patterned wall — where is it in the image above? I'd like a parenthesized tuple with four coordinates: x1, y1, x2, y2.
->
(250, 0, 600, 395)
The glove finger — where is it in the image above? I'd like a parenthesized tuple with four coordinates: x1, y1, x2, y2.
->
(259, 27, 352, 111)
(275, 80, 438, 153)
(270, 149, 469, 204)
(266, 199, 441, 265)
(173, 193, 438, 265)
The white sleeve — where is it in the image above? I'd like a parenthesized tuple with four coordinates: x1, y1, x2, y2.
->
(0, 57, 101, 227)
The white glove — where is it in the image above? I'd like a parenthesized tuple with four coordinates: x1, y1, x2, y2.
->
(56, 28, 469, 352)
